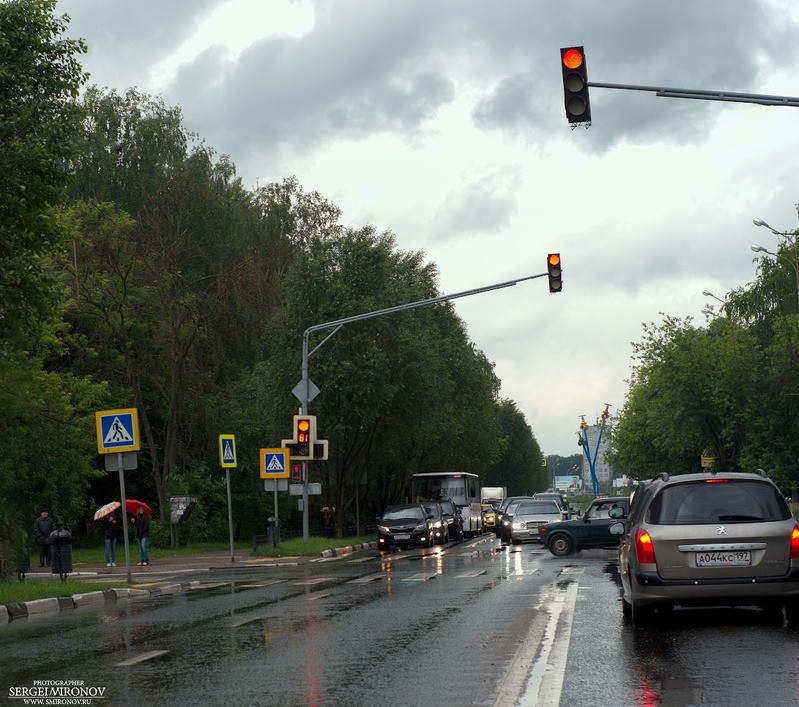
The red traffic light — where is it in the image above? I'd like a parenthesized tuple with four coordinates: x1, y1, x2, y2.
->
(560, 46, 592, 124)
(562, 48, 583, 70)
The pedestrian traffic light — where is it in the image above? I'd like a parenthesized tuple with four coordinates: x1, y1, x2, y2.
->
(547, 253, 562, 293)
(560, 46, 591, 124)
(291, 464, 301, 482)
(294, 415, 315, 457)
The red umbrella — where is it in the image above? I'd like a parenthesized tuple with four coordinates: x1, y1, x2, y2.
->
(126, 499, 152, 515)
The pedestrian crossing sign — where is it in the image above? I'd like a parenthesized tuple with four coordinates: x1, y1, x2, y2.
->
(219, 434, 237, 468)
(260, 448, 290, 479)
(95, 408, 140, 454)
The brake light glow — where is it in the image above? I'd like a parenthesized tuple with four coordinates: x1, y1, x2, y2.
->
(703, 479, 729, 483)
(790, 524, 799, 560)
(635, 528, 656, 564)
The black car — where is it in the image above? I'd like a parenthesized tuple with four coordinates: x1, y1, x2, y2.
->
(539, 496, 631, 556)
(438, 498, 464, 543)
(422, 501, 448, 544)
(495, 495, 533, 537)
(377, 504, 434, 551)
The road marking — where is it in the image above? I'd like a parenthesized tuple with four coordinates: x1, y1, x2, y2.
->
(238, 580, 286, 588)
(347, 573, 387, 584)
(294, 577, 328, 586)
(229, 615, 266, 627)
(402, 572, 438, 582)
(493, 581, 578, 707)
(305, 592, 331, 601)
(455, 570, 487, 577)
(116, 650, 169, 666)
(346, 556, 374, 563)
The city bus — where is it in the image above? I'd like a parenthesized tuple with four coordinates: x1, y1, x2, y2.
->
(411, 472, 484, 538)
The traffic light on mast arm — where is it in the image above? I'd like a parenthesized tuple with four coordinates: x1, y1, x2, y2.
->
(560, 46, 592, 124)
(547, 253, 563, 293)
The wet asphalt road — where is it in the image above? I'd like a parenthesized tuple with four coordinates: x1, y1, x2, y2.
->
(2, 536, 799, 706)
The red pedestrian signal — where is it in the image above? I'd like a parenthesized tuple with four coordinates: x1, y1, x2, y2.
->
(547, 253, 563, 293)
(292, 464, 301, 482)
(560, 46, 592, 124)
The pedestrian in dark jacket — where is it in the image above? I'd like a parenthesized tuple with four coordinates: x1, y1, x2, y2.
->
(102, 513, 118, 567)
(130, 507, 150, 565)
(33, 508, 55, 567)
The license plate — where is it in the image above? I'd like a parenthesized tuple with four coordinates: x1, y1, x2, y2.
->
(696, 550, 751, 567)
(394, 534, 410, 540)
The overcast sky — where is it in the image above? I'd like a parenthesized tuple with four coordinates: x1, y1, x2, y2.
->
(56, 0, 799, 456)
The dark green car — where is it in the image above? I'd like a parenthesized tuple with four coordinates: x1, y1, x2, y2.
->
(539, 496, 631, 556)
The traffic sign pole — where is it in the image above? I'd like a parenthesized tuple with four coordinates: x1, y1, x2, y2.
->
(219, 435, 237, 563)
(225, 468, 235, 562)
(117, 452, 132, 584)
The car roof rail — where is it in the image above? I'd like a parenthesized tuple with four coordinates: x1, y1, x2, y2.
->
(754, 468, 768, 478)
(653, 471, 670, 482)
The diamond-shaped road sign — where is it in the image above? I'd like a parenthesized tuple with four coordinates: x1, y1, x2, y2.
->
(292, 378, 320, 404)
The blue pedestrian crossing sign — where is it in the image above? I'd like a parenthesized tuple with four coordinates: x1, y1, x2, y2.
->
(260, 448, 290, 479)
(95, 408, 140, 454)
(219, 434, 237, 468)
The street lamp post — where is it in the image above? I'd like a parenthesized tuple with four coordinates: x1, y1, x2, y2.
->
(752, 218, 799, 310)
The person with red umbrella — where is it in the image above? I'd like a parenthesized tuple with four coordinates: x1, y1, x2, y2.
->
(130, 505, 151, 566)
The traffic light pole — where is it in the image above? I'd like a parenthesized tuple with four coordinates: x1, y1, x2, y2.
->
(587, 82, 799, 107)
(296, 270, 547, 540)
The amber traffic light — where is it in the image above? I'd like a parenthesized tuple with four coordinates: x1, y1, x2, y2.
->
(547, 253, 562, 293)
(560, 46, 592, 124)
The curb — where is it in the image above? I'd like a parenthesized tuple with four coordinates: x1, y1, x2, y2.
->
(3, 542, 381, 623)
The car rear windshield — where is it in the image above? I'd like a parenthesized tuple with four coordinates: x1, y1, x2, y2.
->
(516, 502, 561, 514)
(647, 480, 791, 525)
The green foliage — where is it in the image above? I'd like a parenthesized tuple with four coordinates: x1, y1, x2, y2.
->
(484, 399, 546, 495)
(0, 0, 87, 339)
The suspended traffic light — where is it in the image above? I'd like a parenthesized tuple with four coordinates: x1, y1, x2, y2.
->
(547, 253, 562, 293)
(560, 46, 592, 124)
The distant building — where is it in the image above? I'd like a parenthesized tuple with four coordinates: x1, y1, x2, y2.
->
(580, 424, 614, 491)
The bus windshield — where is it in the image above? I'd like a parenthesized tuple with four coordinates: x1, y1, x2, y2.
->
(412, 474, 474, 506)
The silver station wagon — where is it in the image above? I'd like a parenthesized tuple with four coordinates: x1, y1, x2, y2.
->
(610, 470, 799, 627)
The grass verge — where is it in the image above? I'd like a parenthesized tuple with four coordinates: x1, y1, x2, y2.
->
(0, 580, 124, 605)
(254, 535, 375, 557)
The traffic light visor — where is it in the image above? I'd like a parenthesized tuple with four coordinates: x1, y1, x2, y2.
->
(562, 48, 583, 70)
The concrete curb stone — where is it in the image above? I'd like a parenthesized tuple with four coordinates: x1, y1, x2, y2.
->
(0, 605, 7, 623)
(24, 597, 60, 615)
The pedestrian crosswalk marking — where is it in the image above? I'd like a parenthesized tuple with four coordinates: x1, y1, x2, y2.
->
(103, 416, 134, 444)
(222, 440, 235, 463)
(266, 455, 284, 471)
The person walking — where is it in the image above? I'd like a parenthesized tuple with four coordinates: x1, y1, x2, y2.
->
(131, 506, 150, 566)
(33, 508, 55, 567)
(102, 512, 118, 567)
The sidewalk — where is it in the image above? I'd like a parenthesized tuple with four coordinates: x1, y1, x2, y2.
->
(24, 542, 378, 587)
(3, 542, 377, 624)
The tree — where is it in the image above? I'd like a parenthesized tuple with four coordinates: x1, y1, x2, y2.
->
(610, 314, 762, 478)
(483, 399, 546, 495)
(0, 0, 86, 341)
(61, 89, 294, 523)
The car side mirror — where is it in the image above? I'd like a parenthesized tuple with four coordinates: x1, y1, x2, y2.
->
(608, 521, 625, 536)
(608, 506, 626, 519)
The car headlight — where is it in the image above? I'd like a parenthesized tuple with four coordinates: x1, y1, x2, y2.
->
(501, 519, 511, 527)
(512, 521, 525, 530)
(414, 522, 426, 532)
(378, 525, 390, 533)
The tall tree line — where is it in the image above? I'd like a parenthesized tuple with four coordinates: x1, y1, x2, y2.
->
(1, 1, 544, 548)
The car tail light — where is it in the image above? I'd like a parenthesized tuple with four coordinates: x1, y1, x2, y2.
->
(790, 525, 799, 560)
(635, 528, 656, 564)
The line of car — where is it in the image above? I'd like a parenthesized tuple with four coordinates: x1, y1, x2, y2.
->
(377, 499, 465, 552)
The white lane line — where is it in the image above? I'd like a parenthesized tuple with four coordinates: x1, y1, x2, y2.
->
(294, 577, 328, 586)
(347, 573, 387, 584)
(455, 570, 487, 578)
(520, 581, 578, 706)
(116, 650, 169, 666)
(493, 580, 579, 707)
(402, 572, 439, 582)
